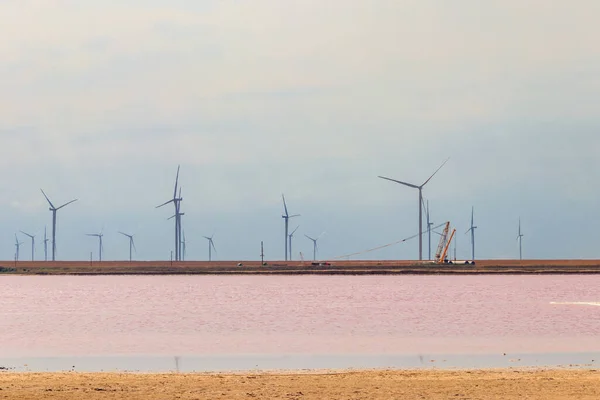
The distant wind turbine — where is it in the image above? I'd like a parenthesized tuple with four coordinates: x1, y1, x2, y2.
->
(181, 230, 187, 261)
(517, 218, 524, 260)
(168, 201, 185, 259)
(86, 231, 104, 262)
(119, 231, 136, 262)
(203, 234, 217, 262)
(378, 158, 449, 261)
(281, 194, 300, 261)
(40, 189, 78, 261)
(288, 226, 299, 261)
(425, 200, 434, 260)
(465, 207, 477, 261)
(43, 226, 49, 262)
(157, 166, 183, 261)
(305, 232, 325, 261)
(14, 234, 24, 262)
(19, 231, 35, 261)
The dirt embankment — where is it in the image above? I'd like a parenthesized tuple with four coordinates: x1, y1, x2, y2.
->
(0, 369, 599, 399)
(2, 259, 600, 275)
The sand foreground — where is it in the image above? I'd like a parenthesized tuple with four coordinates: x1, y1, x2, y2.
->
(1, 369, 599, 399)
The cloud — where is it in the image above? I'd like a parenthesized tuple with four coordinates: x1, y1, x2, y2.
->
(0, 1, 599, 259)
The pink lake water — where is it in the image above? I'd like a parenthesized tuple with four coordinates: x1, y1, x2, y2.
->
(0, 275, 599, 358)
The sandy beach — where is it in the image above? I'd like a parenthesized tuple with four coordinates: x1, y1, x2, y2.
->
(1, 369, 599, 399)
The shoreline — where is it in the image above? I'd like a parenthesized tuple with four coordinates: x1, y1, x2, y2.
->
(2, 259, 600, 275)
(1, 369, 599, 399)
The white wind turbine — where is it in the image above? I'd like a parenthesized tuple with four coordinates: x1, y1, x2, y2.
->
(304, 232, 325, 261)
(378, 158, 449, 261)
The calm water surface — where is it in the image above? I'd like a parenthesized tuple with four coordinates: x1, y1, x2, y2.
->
(1, 275, 599, 362)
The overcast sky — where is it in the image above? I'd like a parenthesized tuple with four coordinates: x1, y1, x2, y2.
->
(1, 0, 599, 262)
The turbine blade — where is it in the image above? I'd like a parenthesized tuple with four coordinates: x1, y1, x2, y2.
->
(132, 239, 137, 253)
(318, 231, 326, 239)
(282, 194, 289, 217)
(289, 214, 300, 218)
(40, 189, 55, 209)
(211, 240, 217, 253)
(156, 199, 174, 208)
(421, 157, 450, 187)
(377, 176, 419, 189)
(56, 199, 78, 210)
(305, 234, 316, 241)
(173, 165, 180, 199)
(291, 226, 300, 235)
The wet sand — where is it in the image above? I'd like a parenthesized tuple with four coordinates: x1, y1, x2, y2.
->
(1, 369, 599, 399)
(3, 259, 600, 275)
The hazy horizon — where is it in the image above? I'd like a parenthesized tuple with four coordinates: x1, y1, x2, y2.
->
(2, 1, 600, 261)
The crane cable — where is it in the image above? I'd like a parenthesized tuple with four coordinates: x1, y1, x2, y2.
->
(331, 222, 448, 260)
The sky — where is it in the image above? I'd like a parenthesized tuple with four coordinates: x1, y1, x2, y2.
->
(1, 0, 600, 262)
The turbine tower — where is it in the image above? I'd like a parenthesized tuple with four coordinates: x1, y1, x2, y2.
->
(119, 231, 136, 262)
(288, 226, 299, 261)
(86, 231, 104, 262)
(43, 226, 49, 262)
(14, 234, 24, 262)
(281, 194, 300, 261)
(157, 166, 183, 261)
(304, 232, 325, 261)
(517, 218, 524, 260)
(465, 206, 477, 261)
(19, 231, 35, 261)
(378, 158, 449, 261)
(203, 234, 216, 262)
(40, 189, 78, 261)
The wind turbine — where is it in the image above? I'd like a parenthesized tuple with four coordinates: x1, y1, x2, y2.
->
(40, 189, 78, 261)
(86, 231, 104, 261)
(43, 226, 49, 262)
(181, 230, 187, 261)
(517, 218, 524, 260)
(14, 234, 24, 262)
(19, 231, 35, 261)
(378, 158, 449, 261)
(157, 166, 183, 261)
(119, 231, 136, 262)
(281, 194, 300, 261)
(465, 206, 477, 261)
(304, 232, 325, 261)
(203, 234, 217, 262)
(288, 226, 299, 261)
(425, 200, 434, 260)
(168, 201, 185, 261)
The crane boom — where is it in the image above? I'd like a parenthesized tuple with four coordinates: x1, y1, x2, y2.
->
(435, 222, 450, 260)
(439, 228, 456, 263)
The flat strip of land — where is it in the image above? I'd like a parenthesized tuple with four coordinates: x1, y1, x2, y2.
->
(1, 369, 599, 399)
(2, 259, 600, 275)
